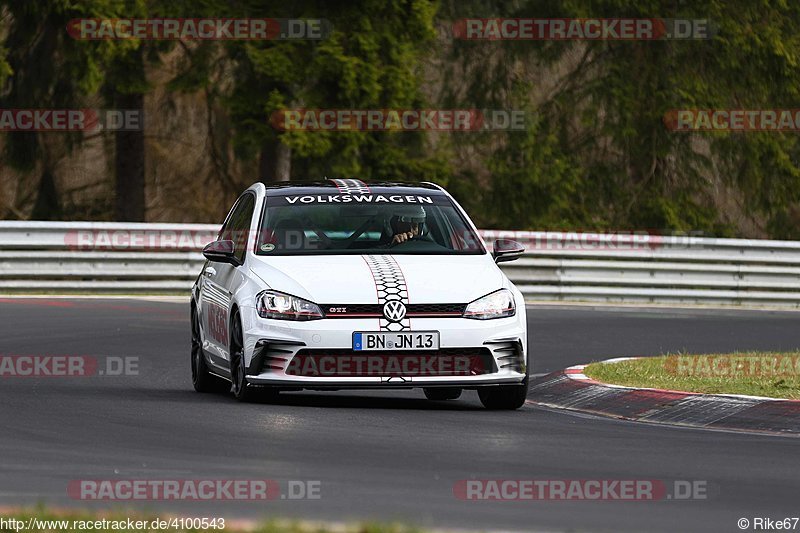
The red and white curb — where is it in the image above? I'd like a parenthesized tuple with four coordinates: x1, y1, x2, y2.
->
(526, 356, 800, 436)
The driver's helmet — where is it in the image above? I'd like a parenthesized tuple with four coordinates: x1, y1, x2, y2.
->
(389, 204, 427, 235)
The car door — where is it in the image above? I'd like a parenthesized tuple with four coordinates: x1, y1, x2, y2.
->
(200, 192, 256, 369)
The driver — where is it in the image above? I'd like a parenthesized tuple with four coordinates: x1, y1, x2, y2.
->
(389, 204, 427, 245)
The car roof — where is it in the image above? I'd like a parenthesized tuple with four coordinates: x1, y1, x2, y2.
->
(264, 179, 445, 197)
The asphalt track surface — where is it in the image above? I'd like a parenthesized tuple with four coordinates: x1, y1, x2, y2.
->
(1, 298, 799, 532)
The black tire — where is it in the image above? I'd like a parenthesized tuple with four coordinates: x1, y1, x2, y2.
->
(191, 308, 230, 393)
(478, 380, 528, 410)
(478, 361, 529, 410)
(229, 310, 279, 403)
(423, 387, 462, 401)
(230, 311, 256, 402)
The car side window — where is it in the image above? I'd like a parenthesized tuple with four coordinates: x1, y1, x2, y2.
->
(219, 193, 255, 264)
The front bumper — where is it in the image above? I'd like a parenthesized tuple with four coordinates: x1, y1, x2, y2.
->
(238, 306, 527, 389)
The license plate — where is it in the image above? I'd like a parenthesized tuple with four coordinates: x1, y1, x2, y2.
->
(353, 331, 440, 351)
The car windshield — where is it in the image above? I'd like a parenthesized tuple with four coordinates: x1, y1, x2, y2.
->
(255, 192, 485, 255)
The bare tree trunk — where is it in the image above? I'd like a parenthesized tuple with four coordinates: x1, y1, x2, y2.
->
(110, 43, 147, 222)
(259, 137, 291, 183)
(30, 167, 61, 220)
(114, 91, 146, 221)
(275, 142, 291, 181)
(258, 140, 272, 182)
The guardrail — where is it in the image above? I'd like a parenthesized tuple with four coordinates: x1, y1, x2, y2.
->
(1, 221, 799, 308)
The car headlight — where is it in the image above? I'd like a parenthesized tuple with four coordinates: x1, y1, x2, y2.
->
(463, 289, 516, 320)
(256, 290, 323, 321)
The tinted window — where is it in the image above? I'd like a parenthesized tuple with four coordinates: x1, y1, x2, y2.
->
(255, 193, 484, 256)
(219, 193, 255, 263)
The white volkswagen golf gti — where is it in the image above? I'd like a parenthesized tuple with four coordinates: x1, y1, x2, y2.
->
(191, 179, 529, 409)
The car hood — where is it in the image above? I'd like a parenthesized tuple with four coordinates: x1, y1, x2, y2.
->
(248, 254, 504, 304)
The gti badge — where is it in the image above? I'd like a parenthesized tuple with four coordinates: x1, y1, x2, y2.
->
(383, 300, 407, 322)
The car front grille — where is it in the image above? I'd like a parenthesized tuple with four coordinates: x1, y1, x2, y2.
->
(285, 348, 496, 377)
(321, 303, 466, 318)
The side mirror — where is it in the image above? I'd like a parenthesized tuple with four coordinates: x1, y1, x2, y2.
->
(202, 240, 241, 266)
(492, 239, 525, 263)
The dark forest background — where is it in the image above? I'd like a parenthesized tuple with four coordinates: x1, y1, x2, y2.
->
(1, 0, 799, 239)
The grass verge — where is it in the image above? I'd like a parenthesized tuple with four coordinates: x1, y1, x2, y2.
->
(583, 352, 800, 400)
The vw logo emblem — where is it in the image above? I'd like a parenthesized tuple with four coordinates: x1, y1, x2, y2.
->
(383, 300, 407, 322)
